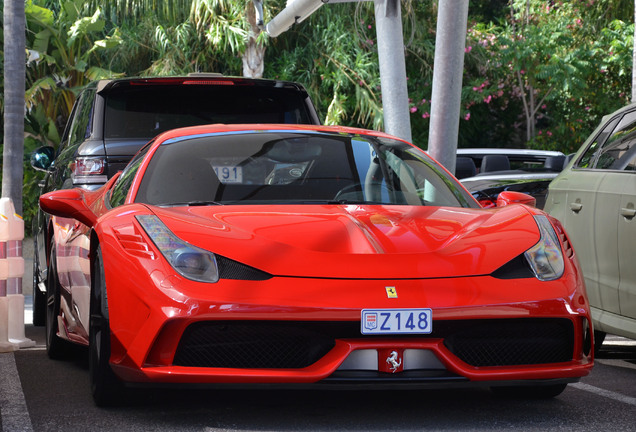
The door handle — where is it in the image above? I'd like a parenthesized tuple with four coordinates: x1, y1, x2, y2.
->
(621, 207, 636, 219)
(569, 202, 583, 213)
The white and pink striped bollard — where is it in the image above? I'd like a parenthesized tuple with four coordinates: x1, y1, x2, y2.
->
(1, 198, 34, 349)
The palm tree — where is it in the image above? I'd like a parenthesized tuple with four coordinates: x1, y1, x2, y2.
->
(2, 0, 26, 213)
(84, 0, 266, 77)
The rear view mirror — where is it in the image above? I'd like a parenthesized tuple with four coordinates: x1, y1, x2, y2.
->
(496, 191, 536, 208)
(30, 146, 56, 172)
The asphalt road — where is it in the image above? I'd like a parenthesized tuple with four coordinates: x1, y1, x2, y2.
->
(2, 239, 636, 431)
(4, 331, 636, 432)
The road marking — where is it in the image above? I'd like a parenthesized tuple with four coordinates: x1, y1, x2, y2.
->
(0, 354, 34, 432)
(572, 382, 636, 407)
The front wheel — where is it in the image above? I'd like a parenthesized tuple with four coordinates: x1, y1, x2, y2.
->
(89, 245, 123, 406)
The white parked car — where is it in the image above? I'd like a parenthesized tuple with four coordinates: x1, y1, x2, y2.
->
(456, 148, 567, 208)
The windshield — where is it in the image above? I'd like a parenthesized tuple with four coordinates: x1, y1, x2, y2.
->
(135, 131, 478, 208)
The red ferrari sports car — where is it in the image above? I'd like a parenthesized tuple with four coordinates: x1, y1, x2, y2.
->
(39, 124, 593, 406)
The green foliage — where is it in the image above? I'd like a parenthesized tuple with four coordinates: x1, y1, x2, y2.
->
(459, 0, 632, 152)
(25, 0, 124, 136)
(266, 1, 384, 130)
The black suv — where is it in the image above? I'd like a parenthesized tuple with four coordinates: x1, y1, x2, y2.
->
(30, 74, 321, 325)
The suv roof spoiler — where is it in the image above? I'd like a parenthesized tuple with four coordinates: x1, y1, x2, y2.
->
(96, 75, 306, 95)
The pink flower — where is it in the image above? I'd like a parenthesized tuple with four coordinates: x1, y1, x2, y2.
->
(484, 95, 492, 104)
(465, 46, 472, 53)
(547, 131, 553, 136)
(422, 112, 430, 119)
(368, 25, 372, 29)
(410, 107, 418, 113)
(464, 113, 471, 121)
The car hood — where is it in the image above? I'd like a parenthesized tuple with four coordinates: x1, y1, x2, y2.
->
(148, 204, 540, 279)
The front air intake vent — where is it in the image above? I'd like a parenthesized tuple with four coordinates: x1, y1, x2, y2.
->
(444, 318, 574, 367)
(173, 322, 335, 368)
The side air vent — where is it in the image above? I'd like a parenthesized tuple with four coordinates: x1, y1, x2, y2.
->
(490, 255, 534, 279)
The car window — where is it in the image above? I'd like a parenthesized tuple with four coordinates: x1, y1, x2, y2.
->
(104, 85, 314, 140)
(594, 110, 636, 170)
(135, 132, 478, 208)
(577, 116, 620, 169)
(67, 89, 95, 147)
(109, 143, 153, 207)
(53, 90, 96, 189)
(577, 111, 636, 171)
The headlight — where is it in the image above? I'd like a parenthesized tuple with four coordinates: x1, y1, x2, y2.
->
(136, 215, 219, 283)
(524, 215, 564, 281)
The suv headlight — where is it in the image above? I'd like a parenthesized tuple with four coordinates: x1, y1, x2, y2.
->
(136, 215, 219, 283)
(524, 215, 565, 281)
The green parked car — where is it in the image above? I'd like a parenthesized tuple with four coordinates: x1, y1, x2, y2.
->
(545, 103, 636, 352)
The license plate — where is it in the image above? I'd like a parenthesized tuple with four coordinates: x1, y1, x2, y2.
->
(361, 308, 432, 334)
(213, 165, 243, 183)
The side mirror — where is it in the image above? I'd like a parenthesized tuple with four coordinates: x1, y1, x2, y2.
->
(496, 191, 536, 208)
(30, 146, 56, 172)
(39, 189, 97, 228)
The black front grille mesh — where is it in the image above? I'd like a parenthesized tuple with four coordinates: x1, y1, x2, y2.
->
(173, 322, 335, 368)
(443, 319, 574, 366)
(171, 318, 574, 369)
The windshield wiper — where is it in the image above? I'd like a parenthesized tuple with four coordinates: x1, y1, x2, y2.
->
(279, 199, 387, 205)
(158, 200, 224, 207)
(328, 199, 387, 205)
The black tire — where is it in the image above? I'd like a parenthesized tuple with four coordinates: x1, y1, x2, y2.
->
(491, 383, 568, 399)
(89, 245, 123, 406)
(45, 245, 72, 359)
(593, 330, 606, 357)
(32, 251, 46, 327)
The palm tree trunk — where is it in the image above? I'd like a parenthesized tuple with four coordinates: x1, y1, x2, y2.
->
(2, 0, 26, 214)
(242, 1, 265, 78)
